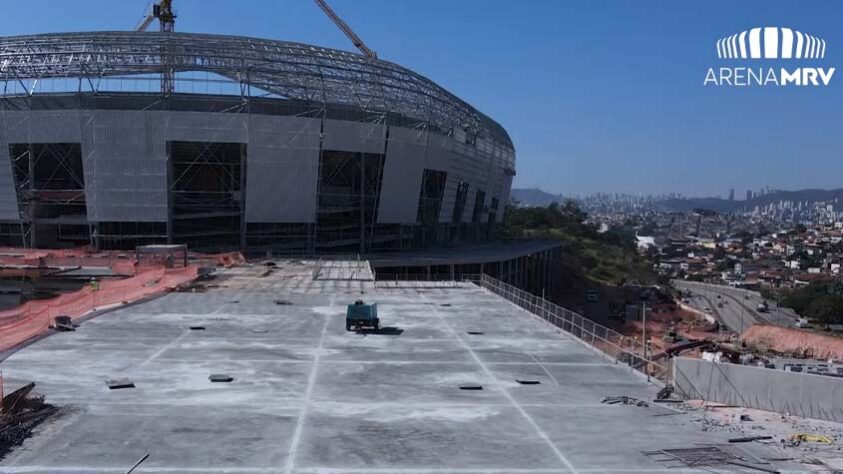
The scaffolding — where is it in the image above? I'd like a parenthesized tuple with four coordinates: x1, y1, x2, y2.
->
(7, 143, 89, 248)
(0, 32, 515, 253)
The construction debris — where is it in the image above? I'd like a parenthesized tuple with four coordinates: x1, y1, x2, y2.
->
(209, 374, 234, 383)
(125, 453, 150, 474)
(106, 379, 135, 390)
(655, 385, 673, 400)
(0, 382, 57, 459)
(789, 433, 833, 445)
(729, 435, 774, 443)
(644, 446, 780, 473)
(52, 315, 76, 332)
(601, 396, 648, 407)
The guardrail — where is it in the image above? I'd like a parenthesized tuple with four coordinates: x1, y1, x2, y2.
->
(476, 274, 670, 384)
(374, 271, 670, 384)
(672, 279, 763, 300)
(373, 273, 482, 288)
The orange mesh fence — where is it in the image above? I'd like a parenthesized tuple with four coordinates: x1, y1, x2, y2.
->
(0, 265, 198, 352)
(0, 247, 243, 272)
(0, 247, 137, 275)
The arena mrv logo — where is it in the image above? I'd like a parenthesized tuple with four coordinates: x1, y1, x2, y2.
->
(704, 27, 835, 86)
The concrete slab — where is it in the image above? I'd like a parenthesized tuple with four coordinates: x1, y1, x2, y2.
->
(0, 265, 796, 473)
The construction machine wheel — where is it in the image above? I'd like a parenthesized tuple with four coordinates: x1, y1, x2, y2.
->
(346, 322, 352, 331)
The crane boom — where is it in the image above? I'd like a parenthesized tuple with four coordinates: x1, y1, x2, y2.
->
(136, 0, 175, 32)
(313, 0, 377, 59)
(137, 14, 156, 32)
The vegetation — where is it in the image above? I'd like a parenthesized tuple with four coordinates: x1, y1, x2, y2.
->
(781, 282, 843, 325)
(503, 202, 656, 285)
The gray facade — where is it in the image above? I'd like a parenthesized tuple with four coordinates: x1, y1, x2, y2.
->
(0, 107, 514, 251)
(0, 31, 515, 252)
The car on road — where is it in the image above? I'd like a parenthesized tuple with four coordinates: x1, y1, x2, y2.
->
(795, 318, 813, 329)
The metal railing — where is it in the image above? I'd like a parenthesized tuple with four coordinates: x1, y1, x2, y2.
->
(373, 273, 482, 288)
(373, 271, 670, 384)
(672, 279, 762, 300)
(476, 274, 670, 384)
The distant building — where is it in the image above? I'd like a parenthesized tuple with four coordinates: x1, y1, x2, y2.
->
(729, 188, 735, 201)
(746, 190, 753, 201)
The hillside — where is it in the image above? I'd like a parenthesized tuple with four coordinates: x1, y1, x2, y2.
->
(511, 187, 843, 213)
(510, 188, 564, 207)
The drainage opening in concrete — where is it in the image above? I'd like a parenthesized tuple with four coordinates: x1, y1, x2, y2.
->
(440, 303, 452, 307)
(273, 299, 293, 305)
(189, 326, 206, 330)
(209, 374, 234, 383)
(459, 384, 483, 390)
(467, 331, 484, 335)
(106, 378, 135, 390)
(516, 379, 541, 385)
(228, 300, 240, 304)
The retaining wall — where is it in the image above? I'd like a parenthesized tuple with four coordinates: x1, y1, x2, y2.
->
(674, 357, 843, 422)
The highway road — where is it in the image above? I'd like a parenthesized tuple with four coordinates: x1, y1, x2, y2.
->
(674, 280, 798, 332)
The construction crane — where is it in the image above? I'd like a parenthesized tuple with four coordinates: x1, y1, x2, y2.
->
(136, 1, 176, 95)
(137, 0, 176, 32)
(313, 0, 377, 59)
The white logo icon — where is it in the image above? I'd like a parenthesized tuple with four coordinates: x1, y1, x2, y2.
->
(717, 27, 826, 59)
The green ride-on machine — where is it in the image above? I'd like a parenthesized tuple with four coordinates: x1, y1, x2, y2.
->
(346, 300, 379, 331)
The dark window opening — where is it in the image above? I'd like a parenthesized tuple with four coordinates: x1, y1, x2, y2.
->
(489, 197, 500, 224)
(8, 143, 88, 247)
(452, 181, 469, 224)
(168, 141, 245, 251)
(96, 221, 167, 250)
(472, 189, 486, 223)
(416, 169, 447, 227)
(316, 150, 385, 253)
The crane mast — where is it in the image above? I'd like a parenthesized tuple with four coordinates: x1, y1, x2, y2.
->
(136, 0, 176, 32)
(313, 0, 377, 59)
(136, 1, 176, 94)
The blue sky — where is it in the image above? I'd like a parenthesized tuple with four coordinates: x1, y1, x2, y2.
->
(3, 0, 841, 197)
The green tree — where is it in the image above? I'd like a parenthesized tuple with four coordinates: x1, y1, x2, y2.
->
(806, 295, 843, 325)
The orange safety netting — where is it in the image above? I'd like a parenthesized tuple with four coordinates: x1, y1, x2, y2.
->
(0, 247, 246, 271)
(0, 247, 138, 276)
(0, 265, 198, 352)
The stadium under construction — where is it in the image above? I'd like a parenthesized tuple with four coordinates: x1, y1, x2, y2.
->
(0, 29, 515, 254)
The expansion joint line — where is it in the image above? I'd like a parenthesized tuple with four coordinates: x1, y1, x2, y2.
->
(419, 292, 580, 474)
(139, 301, 230, 367)
(284, 294, 332, 474)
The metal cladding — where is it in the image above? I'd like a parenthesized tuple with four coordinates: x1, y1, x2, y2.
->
(0, 31, 515, 251)
(0, 32, 512, 150)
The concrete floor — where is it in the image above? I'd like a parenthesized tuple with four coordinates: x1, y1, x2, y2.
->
(0, 265, 797, 473)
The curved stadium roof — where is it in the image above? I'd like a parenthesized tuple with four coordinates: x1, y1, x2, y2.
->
(0, 31, 513, 149)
